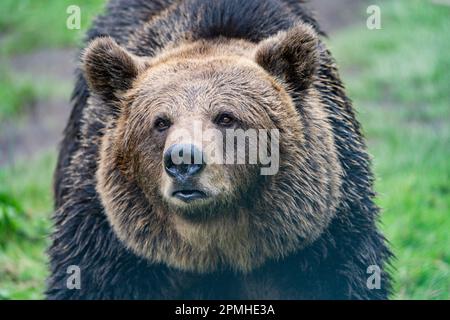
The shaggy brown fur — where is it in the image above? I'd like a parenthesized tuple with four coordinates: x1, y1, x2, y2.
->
(48, 0, 392, 299)
(85, 26, 341, 273)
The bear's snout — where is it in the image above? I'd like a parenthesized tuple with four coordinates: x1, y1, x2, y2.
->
(164, 144, 207, 203)
(164, 143, 205, 179)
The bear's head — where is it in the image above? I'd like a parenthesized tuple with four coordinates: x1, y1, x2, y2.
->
(83, 24, 342, 273)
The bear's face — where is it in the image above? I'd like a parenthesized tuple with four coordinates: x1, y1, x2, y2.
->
(83, 24, 343, 272)
(122, 55, 289, 220)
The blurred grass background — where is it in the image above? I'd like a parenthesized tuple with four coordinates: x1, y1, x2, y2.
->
(0, 0, 449, 299)
(0, 0, 105, 299)
(0, 0, 104, 120)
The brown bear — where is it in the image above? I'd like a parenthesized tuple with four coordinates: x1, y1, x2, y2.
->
(48, 0, 392, 299)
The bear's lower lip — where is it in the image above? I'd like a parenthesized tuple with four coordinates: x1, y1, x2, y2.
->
(172, 190, 207, 202)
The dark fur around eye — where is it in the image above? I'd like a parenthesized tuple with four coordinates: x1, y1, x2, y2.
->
(154, 117, 171, 131)
(214, 112, 236, 127)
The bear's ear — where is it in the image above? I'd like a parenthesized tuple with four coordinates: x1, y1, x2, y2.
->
(82, 37, 146, 100)
(255, 24, 319, 91)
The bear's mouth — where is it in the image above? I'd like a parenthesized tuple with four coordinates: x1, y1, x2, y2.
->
(172, 189, 207, 202)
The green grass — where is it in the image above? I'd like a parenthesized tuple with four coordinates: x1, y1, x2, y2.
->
(0, 66, 74, 121)
(330, 0, 450, 299)
(0, 0, 449, 299)
(0, 0, 104, 299)
(0, 69, 37, 121)
(0, 152, 56, 299)
(0, 0, 105, 55)
(0, 0, 105, 119)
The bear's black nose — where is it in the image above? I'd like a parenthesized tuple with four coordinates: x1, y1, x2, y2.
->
(164, 144, 205, 179)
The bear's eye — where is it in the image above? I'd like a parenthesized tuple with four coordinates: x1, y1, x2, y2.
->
(215, 113, 236, 127)
(154, 117, 171, 132)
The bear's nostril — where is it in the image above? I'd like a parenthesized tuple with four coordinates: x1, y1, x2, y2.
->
(164, 144, 205, 179)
